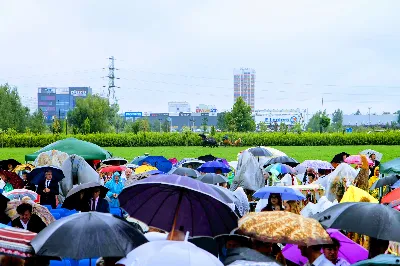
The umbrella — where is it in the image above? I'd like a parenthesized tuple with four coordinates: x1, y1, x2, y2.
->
(4, 189, 38, 201)
(169, 158, 178, 165)
(170, 167, 199, 178)
(134, 165, 158, 174)
(238, 211, 332, 246)
(131, 155, 149, 165)
(265, 163, 295, 175)
(189, 236, 219, 257)
(380, 158, 400, 175)
(198, 154, 217, 162)
(198, 161, 231, 174)
(382, 188, 400, 204)
(282, 228, 368, 265)
(370, 175, 400, 190)
(0, 170, 24, 189)
(248, 147, 274, 157)
(99, 165, 126, 173)
(198, 173, 228, 184)
(25, 138, 112, 161)
(178, 159, 206, 169)
(253, 186, 306, 201)
(263, 156, 299, 168)
(117, 240, 223, 266)
(352, 254, 400, 266)
(313, 202, 400, 242)
(13, 164, 35, 174)
(6, 198, 55, 226)
(224, 247, 280, 266)
(136, 156, 173, 173)
(0, 159, 21, 171)
(360, 149, 383, 162)
(118, 174, 238, 237)
(345, 155, 374, 166)
(299, 160, 334, 170)
(62, 182, 109, 210)
(0, 225, 36, 258)
(101, 157, 127, 166)
(31, 212, 148, 260)
(340, 185, 378, 203)
(27, 166, 65, 185)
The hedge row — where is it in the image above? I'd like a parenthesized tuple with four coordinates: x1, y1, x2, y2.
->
(0, 132, 399, 148)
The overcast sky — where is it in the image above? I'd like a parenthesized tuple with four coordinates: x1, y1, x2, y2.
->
(1, 0, 399, 115)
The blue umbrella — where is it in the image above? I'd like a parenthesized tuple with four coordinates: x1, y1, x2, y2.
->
(130, 155, 148, 165)
(27, 166, 65, 185)
(136, 156, 173, 173)
(352, 254, 400, 266)
(253, 186, 306, 201)
(198, 161, 231, 174)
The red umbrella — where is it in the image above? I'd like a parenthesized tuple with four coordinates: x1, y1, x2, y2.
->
(382, 188, 400, 204)
(99, 165, 126, 173)
(0, 226, 36, 258)
(0, 170, 24, 189)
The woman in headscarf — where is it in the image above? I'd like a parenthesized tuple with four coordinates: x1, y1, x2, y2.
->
(105, 172, 124, 208)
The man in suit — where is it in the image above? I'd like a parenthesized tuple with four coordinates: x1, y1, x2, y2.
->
(37, 170, 59, 208)
(12, 203, 46, 233)
(87, 187, 110, 213)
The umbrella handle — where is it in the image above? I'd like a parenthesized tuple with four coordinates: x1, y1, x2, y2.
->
(168, 191, 183, 240)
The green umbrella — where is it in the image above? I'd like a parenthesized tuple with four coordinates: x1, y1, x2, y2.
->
(25, 138, 112, 161)
(380, 158, 400, 175)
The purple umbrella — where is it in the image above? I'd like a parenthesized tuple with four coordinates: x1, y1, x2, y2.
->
(118, 174, 238, 237)
(282, 229, 368, 265)
(198, 161, 231, 174)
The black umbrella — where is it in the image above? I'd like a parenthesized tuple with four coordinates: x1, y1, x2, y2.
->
(101, 157, 128, 166)
(370, 175, 400, 190)
(263, 156, 299, 168)
(223, 247, 279, 265)
(31, 212, 148, 260)
(189, 236, 219, 257)
(62, 182, 109, 210)
(0, 194, 10, 224)
(312, 202, 400, 242)
(248, 147, 273, 157)
(0, 159, 21, 170)
(27, 166, 65, 185)
(170, 167, 199, 178)
(198, 173, 228, 184)
(198, 154, 217, 162)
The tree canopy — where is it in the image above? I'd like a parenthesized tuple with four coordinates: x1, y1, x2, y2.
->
(0, 84, 30, 132)
(331, 109, 343, 131)
(306, 110, 331, 132)
(224, 97, 256, 132)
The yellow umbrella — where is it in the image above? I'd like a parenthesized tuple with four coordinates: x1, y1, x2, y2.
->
(13, 164, 35, 174)
(238, 211, 332, 246)
(340, 185, 378, 203)
(134, 165, 158, 174)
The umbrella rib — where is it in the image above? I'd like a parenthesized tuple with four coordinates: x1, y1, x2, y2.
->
(121, 185, 165, 216)
(190, 191, 216, 236)
(186, 192, 195, 235)
(147, 189, 180, 226)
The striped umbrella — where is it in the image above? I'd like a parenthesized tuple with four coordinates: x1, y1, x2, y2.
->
(0, 225, 36, 258)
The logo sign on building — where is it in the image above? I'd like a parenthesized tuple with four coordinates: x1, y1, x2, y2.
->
(196, 104, 217, 113)
(124, 112, 143, 118)
(254, 110, 304, 126)
(39, 87, 56, 94)
(179, 112, 191, 117)
(150, 113, 169, 117)
(70, 89, 88, 97)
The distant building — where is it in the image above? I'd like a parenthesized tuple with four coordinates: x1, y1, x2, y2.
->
(233, 68, 256, 111)
(343, 114, 398, 126)
(37, 87, 92, 123)
(168, 102, 191, 113)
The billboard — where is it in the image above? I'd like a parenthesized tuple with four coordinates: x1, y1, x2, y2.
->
(38, 87, 56, 94)
(150, 113, 169, 117)
(196, 104, 217, 113)
(254, 110, 304, 126)
(69, 87, 88, 97)
(125, 112, 143, 118)
(168, 102, 191, 113)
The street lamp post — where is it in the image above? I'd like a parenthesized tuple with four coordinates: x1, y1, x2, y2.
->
(158, 118, 162, 132)
(65, 115, 68, 135)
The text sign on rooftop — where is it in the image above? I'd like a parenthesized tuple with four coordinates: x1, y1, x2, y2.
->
(125, 112, 143, 118)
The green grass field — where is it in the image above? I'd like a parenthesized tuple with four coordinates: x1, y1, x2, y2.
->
(0, 145, 399, 163)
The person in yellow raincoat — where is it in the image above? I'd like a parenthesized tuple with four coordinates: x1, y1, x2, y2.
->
(368, 167, 386, 199)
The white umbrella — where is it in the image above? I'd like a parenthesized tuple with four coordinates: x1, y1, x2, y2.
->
(144, 232, 167, 242)
(117, 240, 223, 266)
(360, 149, 383, 162)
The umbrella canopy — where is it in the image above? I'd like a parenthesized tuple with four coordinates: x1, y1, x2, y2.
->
(0, 159, 21, 171)
(6, 198, 55, 226)
(198, 154, 217, 162)
(282, 228, 368, 265)
(198, 173, 228, 184)
(345, 155, 374, 166)
(238, 211, 332, 246)
(352, 254, 400, 266)
(117, 240, 223, 266)
(340, 186, 378, 203)
(62, 182, 109, 210)
(380, 158, 400, 175)
(119, 174, 238, 237)
(13, 164, 35, 174)
(188, 236, 219, 257)
(0, 170, 24, 189)
(313, 202, 400, 242)
(136, 156, 173, 173)
(299, 160, 334, 170)
(4, 189, 38, 201)
(178, 159, 206, 169)
(99, 165, 126, 173)
(27, 166, 65, 185)
(224, 247, 280, 266)
(31, 212, 148, 260)
(170, 167, 199, 178)
(25, 138, 112, 161)
(248, 147, 274, 157)
(360, 149, 383, 162)
(253, 186, 306, 201)
(101, 157, 127, 166)
(198, 161, 231, 174)
(263, 156, 299, 168)
(0, 225, 36, 258)
(134, 165, 158, 174)
(265, 163, 295, 175)
(131, 155, 149, 165)
(370, 175, 400, 190)
(382, 188, 400, 204)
